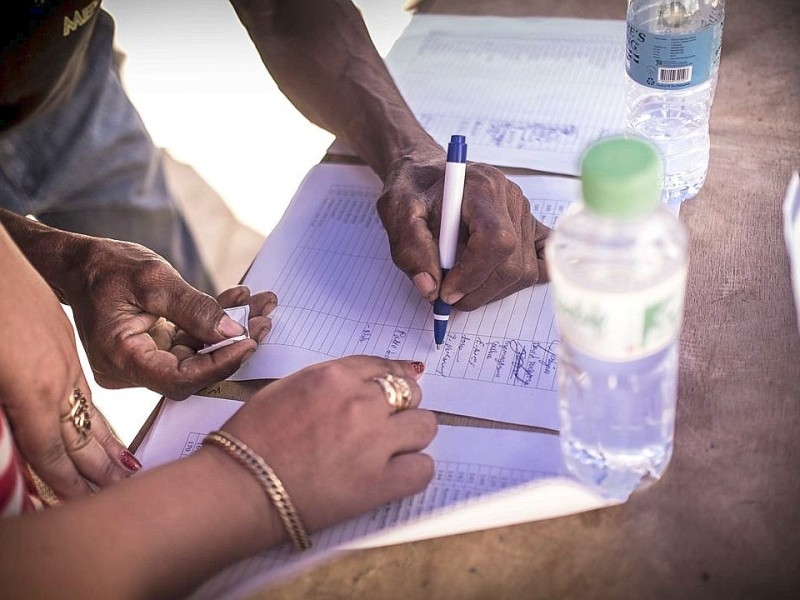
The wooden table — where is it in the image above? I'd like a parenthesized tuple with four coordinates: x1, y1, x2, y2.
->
(218, 1, 800, 597)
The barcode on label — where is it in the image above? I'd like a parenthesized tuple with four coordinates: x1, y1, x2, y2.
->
(658, 66, 693, 84)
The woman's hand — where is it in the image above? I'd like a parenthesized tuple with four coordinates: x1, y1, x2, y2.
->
(0, 227, 136, 499)
(221, 355, 437, 533)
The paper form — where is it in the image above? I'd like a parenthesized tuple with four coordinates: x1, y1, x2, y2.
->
(330, 15, 627, 175)
(232, 163, 581, 429)
(134, 395, 615, 600)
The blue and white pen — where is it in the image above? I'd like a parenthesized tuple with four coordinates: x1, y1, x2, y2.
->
(433, 134, 467, 349)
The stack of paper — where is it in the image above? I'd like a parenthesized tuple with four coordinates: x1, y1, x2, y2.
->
(331, 15, 627, 175)
(784, 172, 800, 333)
(136, 395, 617, 600)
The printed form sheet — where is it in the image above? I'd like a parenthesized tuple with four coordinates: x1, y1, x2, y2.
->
(135, 395, 613, 600)
(233, 164, 580, 429)
(332, 15, 627, 175)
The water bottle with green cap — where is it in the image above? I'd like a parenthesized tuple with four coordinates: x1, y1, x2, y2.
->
(546, 136, 688, 500)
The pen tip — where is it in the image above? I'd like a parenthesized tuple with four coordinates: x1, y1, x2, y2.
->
(436, 343, 441, 350)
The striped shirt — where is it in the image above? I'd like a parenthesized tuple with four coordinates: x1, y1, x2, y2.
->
(0, 407, 37, 517)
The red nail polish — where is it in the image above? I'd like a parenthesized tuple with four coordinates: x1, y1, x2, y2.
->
(120, 450, 142, 472)
(411, 361, 425, 375)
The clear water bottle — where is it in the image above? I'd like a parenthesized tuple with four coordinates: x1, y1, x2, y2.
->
(625, 0, 725, 208)
(546, 137, 688, 500)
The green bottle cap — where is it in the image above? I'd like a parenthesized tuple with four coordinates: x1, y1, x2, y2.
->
(580, 137, 663, 217)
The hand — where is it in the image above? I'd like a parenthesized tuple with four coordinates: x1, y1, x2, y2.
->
(377, 151, 551, 311)
(63, 238, 276, 400)
(0, 229, 136, 499)
(220, 355, 437, 532)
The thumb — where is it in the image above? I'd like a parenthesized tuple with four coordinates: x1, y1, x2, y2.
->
(141, 277, 245, 344)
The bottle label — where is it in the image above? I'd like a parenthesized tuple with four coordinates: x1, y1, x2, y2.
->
(626, 15, 723, 90)
(550, 268, 687, 361)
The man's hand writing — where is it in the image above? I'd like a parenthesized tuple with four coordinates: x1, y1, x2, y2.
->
(377, 151, 551, 311)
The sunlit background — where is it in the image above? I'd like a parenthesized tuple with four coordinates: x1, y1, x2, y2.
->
(88, 1, 413, 445)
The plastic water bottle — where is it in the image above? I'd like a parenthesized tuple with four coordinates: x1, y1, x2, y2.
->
(546, 137, 688, 500)
(625, 0, 725, 208)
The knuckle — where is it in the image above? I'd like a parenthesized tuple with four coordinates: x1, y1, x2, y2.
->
(131, 255, 173, 288)
(518, 262, 539, 287)
(30, 378, 69, 408)
(39, 439, 66, 465)
(304, 361, 345, 395)
(497, 260, 525, 286)
(490, 228, 518, 257)
(180, 290, 216, 319)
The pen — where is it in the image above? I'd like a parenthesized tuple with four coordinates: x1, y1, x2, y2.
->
(433, 134, 467, 349)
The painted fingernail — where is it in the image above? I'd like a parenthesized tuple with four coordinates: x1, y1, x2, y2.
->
(411, 361, 426, 377)
(120, 450, 142, 472)
(218, 315, 245, 338)
(413, 272, 436, 297)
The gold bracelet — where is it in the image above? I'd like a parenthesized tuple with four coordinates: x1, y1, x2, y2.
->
(204, 430, 312, 551)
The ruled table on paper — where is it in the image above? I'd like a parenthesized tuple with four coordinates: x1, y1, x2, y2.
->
(232, 164, 579, 429)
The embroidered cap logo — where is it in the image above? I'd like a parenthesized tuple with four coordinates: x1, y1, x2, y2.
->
(63, 0, 100, 37)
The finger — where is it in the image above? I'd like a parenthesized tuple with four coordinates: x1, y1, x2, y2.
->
(248, 290, 278, 317)
(12, 395, 91, 500)
(385, 357, 429, 381)
(138, 277, 244, 346)
(471, 213, 552, 307)
(61, 389, 136, 487)
(216, 285, 250, 308)
(171, 328, 204, 351)
(439, 193, 517, 306)
(172, 291, 276, 349)
(457, 209, 536, 310)
(381, 452, 436, 501)
(387, 409, 438, 452)
(126, 337, 257, 400)
(247, 316, 273, 343)
(170, 344, 197, 362)
(363, 363, 424, 414)
(163, 339, 257, 399)
(377, 195, 441, 302)
(148, 317, 178, 352)
(536, 256, 549, 283)
(533, 219, 551, 282)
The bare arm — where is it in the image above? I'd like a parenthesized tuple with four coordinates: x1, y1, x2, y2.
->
(0, 447, 280, 599)
(229, 0, 441, 179)
(0, 356, 435, 598)
(229, 0, 550, 309)
(0, 208, 266, 399)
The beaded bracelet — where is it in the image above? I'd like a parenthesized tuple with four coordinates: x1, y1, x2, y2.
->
(204, 430, 312, 551)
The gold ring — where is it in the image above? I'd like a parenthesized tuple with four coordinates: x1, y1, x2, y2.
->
(373, 374, 413, 412)
(373, 376, 398, 408)
(61, 388, 92, 439)
(384, 374, 413, 411)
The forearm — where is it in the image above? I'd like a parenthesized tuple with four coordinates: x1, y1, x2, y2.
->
(0, 208, 92, 302)
(0, 448, 284, 599)
(229, 0, 440, 180)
